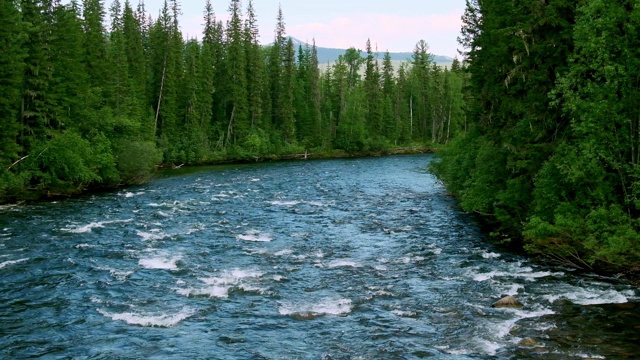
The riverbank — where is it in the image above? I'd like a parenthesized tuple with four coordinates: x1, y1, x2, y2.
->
(0, 145, 433, 205)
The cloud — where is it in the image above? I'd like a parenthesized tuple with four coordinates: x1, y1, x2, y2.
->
(285, 12, 462, 55)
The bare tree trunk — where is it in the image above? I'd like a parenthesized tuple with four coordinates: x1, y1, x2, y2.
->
(225, 105, 236, 148)
(155, 59, 167, 135)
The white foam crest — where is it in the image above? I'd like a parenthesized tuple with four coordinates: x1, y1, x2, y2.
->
(139, 256, 181, 270)
(274, 249, 293, 256)
(471, 266, 563, 282)
(401, 256, 426, 264)
(238, 284, 270, 295)
(121, 191, 145, 198)
(202, 269, 264, 285)
(481, 251, 501, 259)
(136, 230, 169, 241)
(543, 285, 631, 305)
(177, 286, 230, 299)
(269, 200, 334, 207)
(236, 230, 272, 242)
(279, 298, 352, 316)
(179, 269, 264, 298)
(502, 283, 525, 296)
(112, 270, 133, 280)
(244, 247, 270, 256)
(270, 200, 301, 207)
(63, 219, 132, 233)
(392, 310, 418, 318)
(484, 305, 555, 347)
(75, 243, 94, 249)
(97, 308, 194, 327)
(0, 258, 29, 269)
(576, 354, 605, 359)
(477, 340, 502, 356)
(327, 260, 360, 268)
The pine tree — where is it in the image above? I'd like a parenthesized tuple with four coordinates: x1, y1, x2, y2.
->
(82, 0, 108, 89)
(199, 0, 218, 144)
(123, 0, 149, 129)
(364, 39, 382, 140)
(267, 5, 285, 133)
(277, 37, 296, 143)
(381, 51, 397, 142)
(49, 1, 89, 132)
(308, 41, 322, 146)
(410, 39, 433, 141)
(107, 0, 131, 115)
(0, 0, 26, 170)
(244, 0, 264, 131)
(222, 0, 249, 147)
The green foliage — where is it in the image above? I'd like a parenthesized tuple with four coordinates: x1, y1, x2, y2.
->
(436, 0, 640, 271)
(113, 138, 162, 184)
(28, 132, 113, 191)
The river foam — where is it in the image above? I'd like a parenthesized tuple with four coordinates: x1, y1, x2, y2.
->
(62, 219, 132, 233)
(236, 230, 272, 242)
(542, 285, 632, 305)
(0, 258, 29, 269)
(139, 255, 181, 270)
(97, 308, 194, 327)
(279, 298, 353, 316)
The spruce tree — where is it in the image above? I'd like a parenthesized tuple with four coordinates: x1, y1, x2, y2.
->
(244, 0, 264, 131)
(0, 0, 26, 170)
(223, 0, 249, 147)
(381, 51, 397, 142)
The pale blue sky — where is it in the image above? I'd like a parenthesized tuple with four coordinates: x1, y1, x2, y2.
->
(132, 0, 464, 57)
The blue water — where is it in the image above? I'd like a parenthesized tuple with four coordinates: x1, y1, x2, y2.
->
(0, 155, 637, 359)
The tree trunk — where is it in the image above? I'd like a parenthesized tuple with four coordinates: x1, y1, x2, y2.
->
(155, 58, 167, 135)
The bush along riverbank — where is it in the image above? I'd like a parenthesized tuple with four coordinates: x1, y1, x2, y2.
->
(0, 144, 433, 205)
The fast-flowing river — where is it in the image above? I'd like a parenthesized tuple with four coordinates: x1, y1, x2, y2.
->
(0, 154, 638, 359)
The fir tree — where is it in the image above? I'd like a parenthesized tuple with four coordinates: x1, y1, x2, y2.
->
(0, 0, 26, 169)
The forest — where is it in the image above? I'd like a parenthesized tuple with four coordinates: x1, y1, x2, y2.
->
(0, 0, 466, 203)
(431, 0, 640, 274)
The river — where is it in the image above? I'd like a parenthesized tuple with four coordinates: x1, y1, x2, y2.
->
(0, 154, 637, 359)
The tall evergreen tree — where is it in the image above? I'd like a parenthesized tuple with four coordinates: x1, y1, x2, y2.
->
(82, 0, 108, 89)
(364, 39, 382, 141)
(244, 0, 265, 131)
(222, 0, 249, 147)
(0, 0, 26, 171)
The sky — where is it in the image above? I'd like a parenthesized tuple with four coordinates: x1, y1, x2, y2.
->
(136, 0, 465, 57)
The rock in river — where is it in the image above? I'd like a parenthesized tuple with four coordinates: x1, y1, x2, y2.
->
(493, 295, 524, 308)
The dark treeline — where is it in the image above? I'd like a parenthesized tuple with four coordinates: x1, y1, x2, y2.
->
(0, 0, 465, 203)
(432, 0, 640, 273)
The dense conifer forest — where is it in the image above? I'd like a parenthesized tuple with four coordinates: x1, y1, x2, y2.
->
(432, 0, 640, 273)
(0, 0, 466, 203)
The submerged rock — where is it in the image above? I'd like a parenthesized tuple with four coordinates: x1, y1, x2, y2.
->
(493, 295, 524, 308)
(518, 337, 540, 347)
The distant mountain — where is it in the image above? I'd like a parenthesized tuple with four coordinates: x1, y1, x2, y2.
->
(287, 37, 454, 65)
